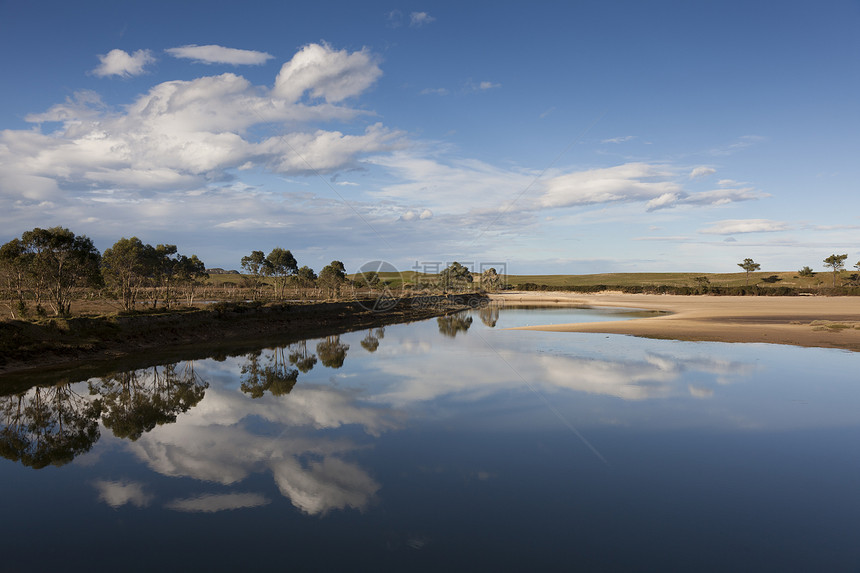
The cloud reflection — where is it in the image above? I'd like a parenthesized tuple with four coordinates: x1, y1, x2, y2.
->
(93, 479, 153, 508)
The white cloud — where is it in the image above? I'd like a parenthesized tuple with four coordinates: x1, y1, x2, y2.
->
(479, 81, 501, 90)
(92, 49, 154, 77)
(94, 480, 153, 508)
(165, 492, 270, 513)
(601, 135, 635, 144)
(689, 166, 716, 179)
(410, 11, 436, 26)
(420, 208, 433, 220)
(538, 163, 681, 209)
(699, 219, 790, 235)
(166, 44, 273, 65)
(273, 43, 382, 103)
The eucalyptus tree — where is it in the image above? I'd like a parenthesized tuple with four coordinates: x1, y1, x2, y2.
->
(0, 239, 29, 318)
(480, 267, 502, 291)
(174, 254, 208, 304)
(240, 250, 268, 300)
(18, 227, 102, 316)
(439, 262, 474, 292)
(295, 265, 317, 297)
(823, 254, 848, 287)
(737, 258, 760, 286)
(102, 237, 156, 311)
(318, 261, 347, 297)
(265, 247, 298, 299)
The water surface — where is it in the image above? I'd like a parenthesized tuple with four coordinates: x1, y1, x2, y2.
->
(2, 307, 859, 571)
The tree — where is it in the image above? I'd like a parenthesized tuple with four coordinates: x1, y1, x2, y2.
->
(19, 227, 102, 316)
(0, 239, 29, 318)
(737, 258, 760, 286)
(439, 262, 474, 292)
(174, 254, 208, 305)
(264, 247, 298, 299)
(241, 250, 268, 300)
(318, 261, 347, 297)
(480, 267, 502, 291)
(151, 244, 178, 309)
(798, 266, 815, 277)
(823, 254, 848, 287)
(295, 266, 317, 297)
(102, 237, 155, 311)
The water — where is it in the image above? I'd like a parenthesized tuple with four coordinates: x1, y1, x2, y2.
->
(2, 306, 859, 571)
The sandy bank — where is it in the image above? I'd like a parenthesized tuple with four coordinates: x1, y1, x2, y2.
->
(492, 292, 860, 352)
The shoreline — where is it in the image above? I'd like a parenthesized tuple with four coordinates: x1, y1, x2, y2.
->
(0, 294, 486, 387)
(491, 292, 860, 352)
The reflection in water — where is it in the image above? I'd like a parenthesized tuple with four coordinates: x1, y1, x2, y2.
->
(360, 327, 385, 352)
(317, 335, 349, 368)
(0, 384, 100, 468)
(6, 307, 859, 571)
(479, 305, 500, 328)
(288, 340, 318, 372)
(240, 349, 298, 398)
(437, 313, 473, 337)
(91, 363, 208, 440)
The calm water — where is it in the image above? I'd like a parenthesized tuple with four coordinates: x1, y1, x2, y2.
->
(2, 306, 859, 572)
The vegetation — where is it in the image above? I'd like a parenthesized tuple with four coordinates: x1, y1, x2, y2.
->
(3, 225, 860, 324)
(738, 258, 761, 286)
(823, 254, 848, 287)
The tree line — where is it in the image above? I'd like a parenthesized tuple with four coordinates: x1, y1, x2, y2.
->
(0, 227, 209, 318)
(0, 226, 390, 320)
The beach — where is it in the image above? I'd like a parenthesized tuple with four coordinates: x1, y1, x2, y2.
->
(492, 292, 860, 352)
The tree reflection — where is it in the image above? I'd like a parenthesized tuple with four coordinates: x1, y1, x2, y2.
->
(437, 314, 473, 337)
(317, 335, 349, 368)
(91, 362, 208, 440)
(360, 328, 385, 353)
(240, 348, 299, 398)
(0, 384, 101, 469)
(479, 306, 500, 328)
(288, 340, 317, 373)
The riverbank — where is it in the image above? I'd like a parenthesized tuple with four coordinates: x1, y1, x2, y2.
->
(493, 292, 860, 352)
(0, 294, 486, 385)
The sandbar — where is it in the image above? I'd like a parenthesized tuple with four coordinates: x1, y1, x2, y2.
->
(492, 292, 860, 352)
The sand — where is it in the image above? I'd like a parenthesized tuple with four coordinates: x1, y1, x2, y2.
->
(491, 292, 860, 352)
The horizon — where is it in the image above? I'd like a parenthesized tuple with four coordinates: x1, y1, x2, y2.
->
(1, 1, 858, 276)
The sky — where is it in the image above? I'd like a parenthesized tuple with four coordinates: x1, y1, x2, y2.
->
(1, 0, 858, 276)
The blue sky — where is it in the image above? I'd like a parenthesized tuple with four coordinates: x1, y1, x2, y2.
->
(1, 0, 858, 275)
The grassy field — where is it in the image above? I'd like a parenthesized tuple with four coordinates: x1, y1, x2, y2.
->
(501, 271, 834, 289)
(207, 270, 843, 290)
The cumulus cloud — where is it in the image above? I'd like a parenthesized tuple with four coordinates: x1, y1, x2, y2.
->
(699, 219, 790, 235)
(92, 49, 155, 77)
(410, 11, 436, 26)
(166, 44, 273, 65)
(689, 166, 716, 179)
(273, 43, 382, 103)
(2, 44, 395, 206)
